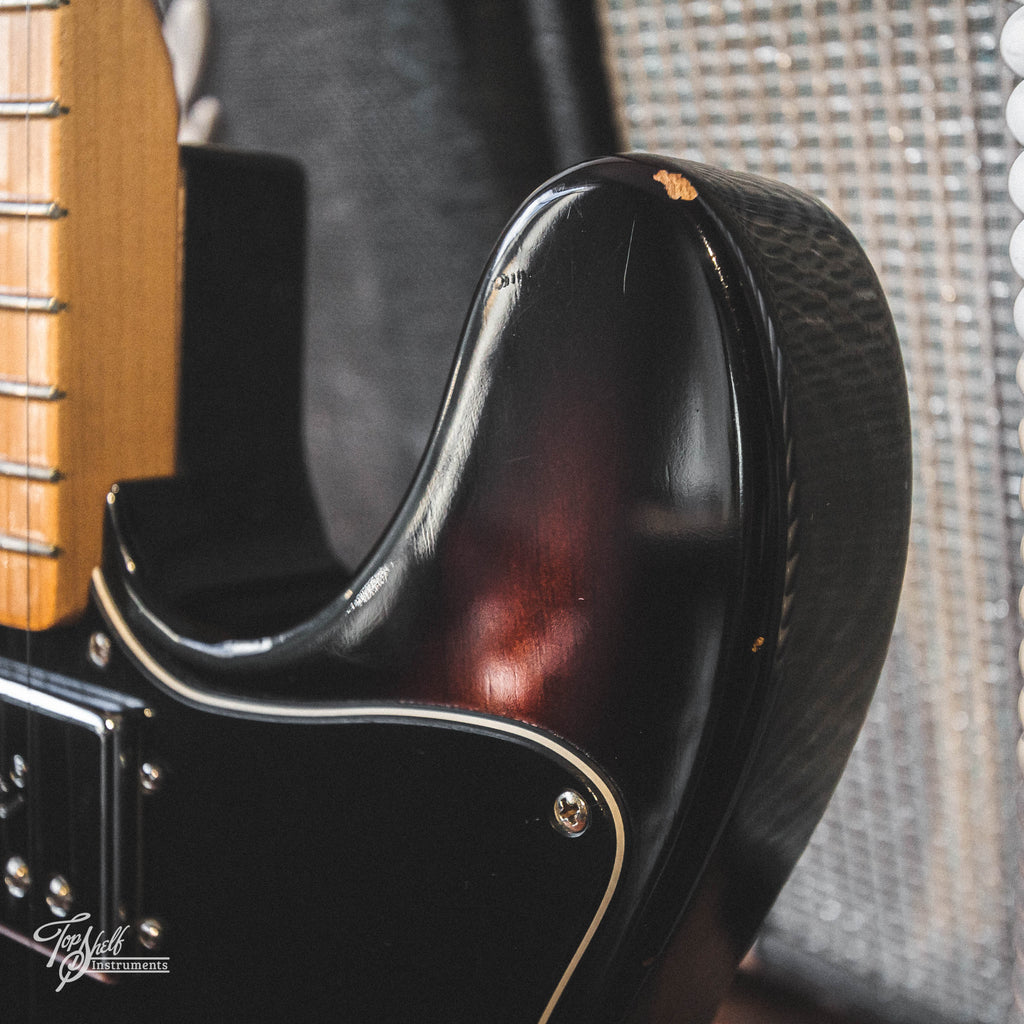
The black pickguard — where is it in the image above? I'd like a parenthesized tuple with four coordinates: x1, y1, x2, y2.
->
(0, 628, 619, 1023)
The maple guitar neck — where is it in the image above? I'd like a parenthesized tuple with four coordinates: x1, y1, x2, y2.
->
(0, 0, 180, 630)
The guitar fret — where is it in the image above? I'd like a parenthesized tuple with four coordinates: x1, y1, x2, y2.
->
(0, 1, 68, 8)
(0, 378, 62, 400)
(0, 99, 66, 118)
(0, 459, 60, 482)
(0, 292, 64, 313)
(0, 199, 66, 219)
(0, 533, 58, 559)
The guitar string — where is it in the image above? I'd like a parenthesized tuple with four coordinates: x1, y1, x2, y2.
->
(22, 0, 41, 997)
(0, 0, 12, 975)
(18, 1, 33, 1008)
(22, 0, 32, 956)
(0, 0, 10, 929)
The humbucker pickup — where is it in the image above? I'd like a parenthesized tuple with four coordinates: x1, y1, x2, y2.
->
(0, 664, 148, 960)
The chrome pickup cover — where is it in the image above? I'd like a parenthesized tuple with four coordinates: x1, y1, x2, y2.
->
(0, 668, 147, 953)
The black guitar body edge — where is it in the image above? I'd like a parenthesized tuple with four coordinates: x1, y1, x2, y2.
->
(0, 150, 911, 1024)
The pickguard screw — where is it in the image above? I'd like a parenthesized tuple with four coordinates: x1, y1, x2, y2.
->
(4, 856, 31, 898)
(552, 789, 590, 837)
(137, 917, 164, 951)
(46, 874, 74, 918)
(10, 754, 26, 789)
(88, 632, 111, 669)
(139, 762, 164, 794)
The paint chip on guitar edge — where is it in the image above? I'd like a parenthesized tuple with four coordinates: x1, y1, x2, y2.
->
(653, 170, 697, 201)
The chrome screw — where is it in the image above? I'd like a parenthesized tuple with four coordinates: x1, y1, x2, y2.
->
(10, 754, 26, 789)
(137, 917, 163, 951)
(46, 874, 73, 918)
(4, 856, 30, 898)
(139, 762, 164, 794)
(552, 789, 590, 837)
(88, 631, 112, 669)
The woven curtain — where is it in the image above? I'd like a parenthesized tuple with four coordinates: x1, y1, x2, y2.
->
(594, 2, 1023, 1022)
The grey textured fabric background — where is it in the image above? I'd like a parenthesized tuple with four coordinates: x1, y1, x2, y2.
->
(199, 0, 609, 568)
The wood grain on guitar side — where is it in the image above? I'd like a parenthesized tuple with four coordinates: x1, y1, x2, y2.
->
(0, 0, 180, 630)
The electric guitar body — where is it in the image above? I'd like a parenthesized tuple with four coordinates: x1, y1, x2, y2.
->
(0, 4, 911, 1022)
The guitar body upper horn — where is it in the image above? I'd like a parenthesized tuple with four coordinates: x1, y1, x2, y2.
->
(95, 152, 911, 1022)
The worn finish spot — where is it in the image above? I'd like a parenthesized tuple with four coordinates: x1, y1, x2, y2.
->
(653, 170, 698, 201)
(751, 636, 765, 653)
